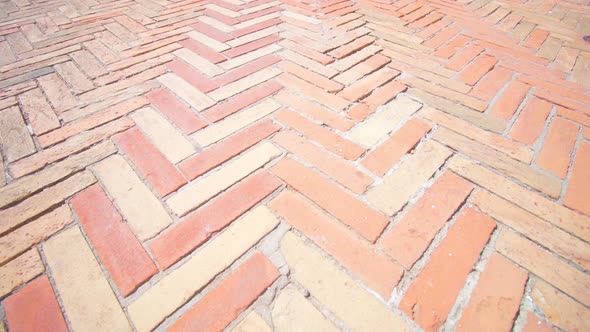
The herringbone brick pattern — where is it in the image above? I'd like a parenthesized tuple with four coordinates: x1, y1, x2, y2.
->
(0, 0, 589, 330)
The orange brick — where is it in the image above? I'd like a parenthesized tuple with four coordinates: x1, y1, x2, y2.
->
(4, 276, 68, 332)
(203, 80, 282, 122)
(146, 88, 208, 134)
(509, 97, 552, 146)
(339, 67, 399, 102)
(274, 90, 354, 131)
(523, 29, 549, 49)
(167, 58, 219, 92)
(400, 208, 496, 331)
(363, 80, 407, 107)
(169, 253, 279, 331)
(271, 157, 389, 242)
(380, 172, 472, 269)
(269, 190, 403, 298)
(446, 44, 484, 71)
(536, 117, 579, 178)
(275, 109, 365, 160)
(278, 61, 343, 93)
(489, 80, 530, 120)
(329, 35, 375, 59)
(456, 253, 528, 331)
(113, 127, 186, 196)
(523, 312, 555, 332)
(423, 27, 460, 49)
(361, 118, 432, 176)
(470, 67, 513, 100)
(435, 35, 471, 59)
(150, 170, 281, 269)
(71, 185, 158, 296)
(457, 54, 497, 86)
(564, 141, 590, 216)
(180, 119, 280, 180)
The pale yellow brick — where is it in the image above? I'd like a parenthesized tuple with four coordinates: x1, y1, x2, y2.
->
(43, 226, 132, 331)
(131, 107, 197, 163)
(532, 279, 590, 332)
(210, 67, 281, 101)
(234, 13, 280, 30)
(157, 72, 215, 111)
(241, 1, 280, 15)
(0, 205, 72, 265)
(173, 47, 224, 77)
(221, 44, 281, 70)
(366, 139, 451, 215)
(282, 10, 321, 24)
(0, 248, 44, 298)
(329, 45, 382, 72)
(227, 26, 281, 48)
(347, 96, 422, 147)
(234, 312, 272, 332)
(0, 171, 95, 235)
(92, 155, 172, 240)
(166, 142, 281, 216)
(273, 285, 339, 332)
(0, 106, 36, 163)
(204, 3, 240, 17)
(279, 50, 338, 78)
(192, 99, 280, 147)
(280, 232, 411, 331)
(198, 16, 234, 32)
(185, 30, 229, 52)
(128, 206, 279, 332)
(0, 141, 116, 209)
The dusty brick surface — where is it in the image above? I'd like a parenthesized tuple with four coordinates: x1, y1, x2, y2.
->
(1, 0, 589, 331)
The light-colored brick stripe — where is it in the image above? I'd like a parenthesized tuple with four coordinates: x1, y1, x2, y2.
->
(44, 226, 132, 331)
(281, 232, 412, 331)
(92, 155, 172, 240)
(272, 285, 339, 331)
(128, 206, 279, 332)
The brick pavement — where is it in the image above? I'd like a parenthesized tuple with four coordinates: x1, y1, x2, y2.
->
(0, 0, 589, 330)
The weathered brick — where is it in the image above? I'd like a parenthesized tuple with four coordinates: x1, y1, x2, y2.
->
(281, 232, 411, 331)
(456, 253, 528, 331)
(536, 117, 579, 178)
(531, 280, 590, 332)
(0, 249, 44, 298)
(128, 206, 279, 332)
(0, 106, 36, 163)
(43, 227, 132, 331)
(271, 157, 388, 242)
(4, 276, 68, 332)
(564, 141, 590, 216)
(169, 253, 279, 331)
(400, 208, 496, 331)
(522, 312, 554, 332)
(272, 285, 339, 331)
(157, 72, 215, 111)
(234, 312, 272, 332)
(18, 88, 60, 135)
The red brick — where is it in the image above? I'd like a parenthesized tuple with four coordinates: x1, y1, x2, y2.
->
(470, 67, 513, 100)
(423, 27, 460, 49)
(168, 253, 279, 332)
(150, 170, 281, 269)
(215, 55, 280, 86)
(339, 67, 399, 102)
(446, 44, 484, 71)
(275, 109, 365, 160)
(536, 117, 579, 178)
(113, 128, 186, 196)
(523, 312, 555, 332)
(489, 80, 530, 120)
(271, 157, 388, 242)
(523, 29, 549, 49)
(191, 21, 234, 42)
(347, 102, 374, 121)
(509, 97, 552, 146)
(274, 90, 353, 131)
(179, 120, 280, 180)
(564, 141, 590, 216)
(434, 35, 471, 59)
(400, 208, 496, 331)
(278, 61, 343, 93)
(273, 130, 373, 194)
(380, 172, 472, 269)
(179, 38, 227, 64)
(167, 58, 219, 92)
(457, 54, 498, 86)
(146, 88, 208, 134)
(361, 118, 432, 176)
(269, 190, 402, 298)
(4, 276, 68, 332)
(203, 80, 282, 122)
(363, 80, 407, 107)
(224, 35, 281, 58)
(456, 253, 528, 331)
(71, 184, 158, 296)
(232, 18, 282, 38)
